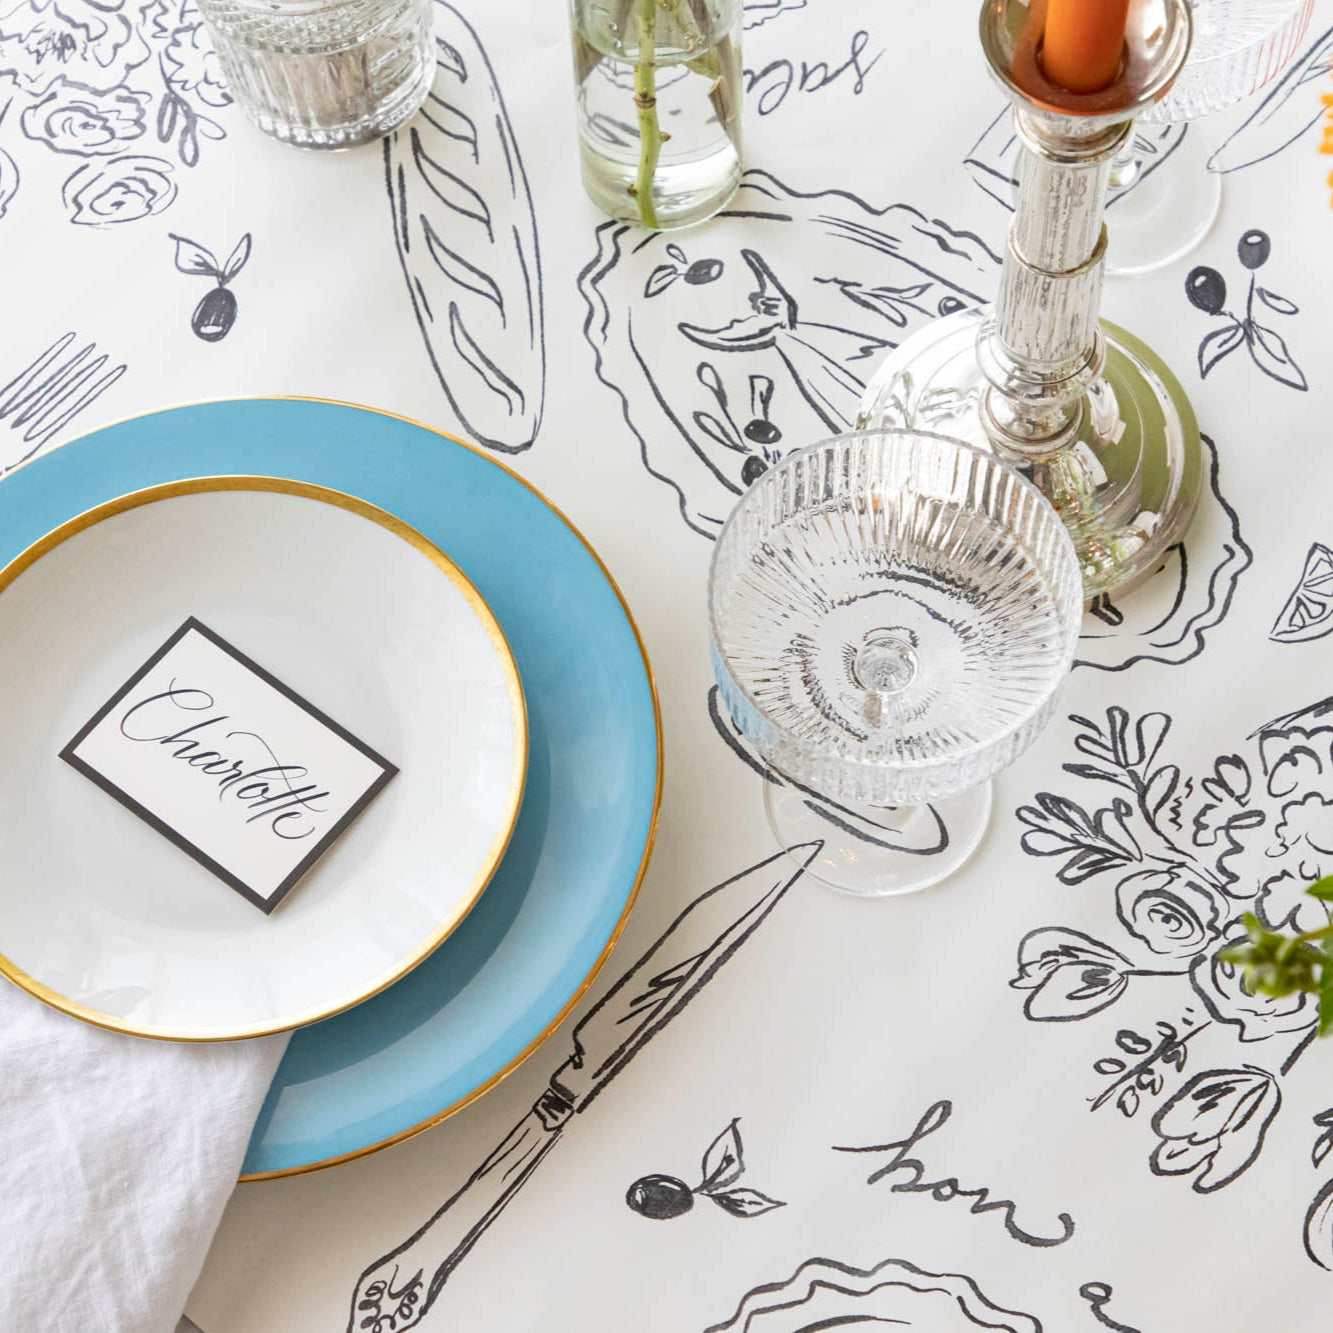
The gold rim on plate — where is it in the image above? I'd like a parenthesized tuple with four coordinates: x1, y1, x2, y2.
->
(0, 473, 529, 1045)
(0, 397, 663, 1182)
(242, 402, 663, 1181)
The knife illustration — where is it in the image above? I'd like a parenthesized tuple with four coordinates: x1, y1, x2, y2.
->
(347, 842, 823, 1332)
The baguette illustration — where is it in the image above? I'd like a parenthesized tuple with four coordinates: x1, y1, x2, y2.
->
(385, 1, 545, 453)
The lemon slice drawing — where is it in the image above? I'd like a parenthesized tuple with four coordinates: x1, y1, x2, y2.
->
(1271, 542, 1333, 644)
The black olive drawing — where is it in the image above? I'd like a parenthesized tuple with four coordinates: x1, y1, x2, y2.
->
(685, 257, 725, 285)
(644, 243, 725, 297)
(169, 232, 252, 342)
(1185, 266, 1226, 315)
(741, 456, 769, 486)
(625, 1118, 786, 1221)
(1237, 229, 1271, 270)
(1185, 228, 1305, 391)
(626, 1173, 695, 1219)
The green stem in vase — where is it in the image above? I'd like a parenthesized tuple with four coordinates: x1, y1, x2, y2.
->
(632, 0, 662, 229)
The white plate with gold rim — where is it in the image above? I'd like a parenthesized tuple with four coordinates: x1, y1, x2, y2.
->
(0, 477, 527, 1041)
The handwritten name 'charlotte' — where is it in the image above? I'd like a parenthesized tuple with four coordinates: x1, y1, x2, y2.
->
(119, 687, 329, 840)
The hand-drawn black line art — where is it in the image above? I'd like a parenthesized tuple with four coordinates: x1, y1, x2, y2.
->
(645, 242, 725, 298)
(384, 0, 544, 455)
(0, 0, 230, 221)
(1009, 697, 1333, 1261)
(581, 173, 1245, 674)
(170, 232, 251, 341)
(61, 152, 176, 224)
(1307, 1174, 1333, 1270)
(19, 82, 151, 154)
(1086, 1018, 1206, 1116)
(708, 684, 951, 856)
(1313, 1109, 1333, 1170)
(1073, 437, 1250, 674)
(1270, 543, 1333, 644)
(346, 843, 823, 1333)
(154, 55, 225, 166)
(0, 105, 18, 218)
(0, 0, 152, 95)
(150, 0, 229, 166)
(743, 28, 884, 119)
(703, 1256, 1044, 1332)
(627, 1118, 786, 1220)
(580, 169, 999, 538)
(1148, 1067, 1281, 1193)
(835, 1100, 1076, 1248)
(1209, 25, 1333, 174)
(1186, 229, 1306, 391)
(1079, 1282, 1141, 1333)
(965, 107, 1187, 212)
(742, 0, 807, 30)
(0, 332, 127, 473)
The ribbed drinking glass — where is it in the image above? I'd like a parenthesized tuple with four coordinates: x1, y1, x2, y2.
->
(198, 0, 434, 149)
(709, 429, 1084, 896)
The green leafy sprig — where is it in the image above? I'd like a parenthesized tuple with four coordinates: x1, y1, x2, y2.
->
(1218, 877, 1333, 1036)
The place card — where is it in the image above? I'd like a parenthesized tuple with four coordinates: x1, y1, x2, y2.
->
(61, 617, 397, 913)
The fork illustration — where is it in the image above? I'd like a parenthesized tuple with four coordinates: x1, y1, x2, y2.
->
(0, 333, 128, 473)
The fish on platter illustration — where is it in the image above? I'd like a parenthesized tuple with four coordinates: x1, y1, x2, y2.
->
(579, 169, 998, 539)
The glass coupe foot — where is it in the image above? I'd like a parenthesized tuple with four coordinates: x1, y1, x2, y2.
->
(1104, 128, 1223, 276)
(764, 781, 993, 898)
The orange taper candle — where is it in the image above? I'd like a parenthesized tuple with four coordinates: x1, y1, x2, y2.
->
(1041, 0, 1132, 93)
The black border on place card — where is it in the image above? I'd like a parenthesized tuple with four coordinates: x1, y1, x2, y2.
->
(59, 616, 398, 914)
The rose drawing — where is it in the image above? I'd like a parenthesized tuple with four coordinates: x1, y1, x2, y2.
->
(0, 0, 151, 94)
(61, 154, 176, 225)
(1010, 927, 1132, 1021)
(1149, 1067, 1281, 1193)
(1190, 938, 1315, 1042)
(1115, 869, 1220, 960)
(20, 84, 150, 155)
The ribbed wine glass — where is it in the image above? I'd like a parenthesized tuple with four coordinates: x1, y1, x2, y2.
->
(709, 429, 1083, 896)
(1107, 0, 1314, 274)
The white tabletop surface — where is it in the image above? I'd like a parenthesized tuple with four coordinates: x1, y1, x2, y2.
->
(5, 0, 1333, 1328)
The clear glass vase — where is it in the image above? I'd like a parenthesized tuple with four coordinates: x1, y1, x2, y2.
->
(197, 0, 435, 149)
(571, 0, 743, 230)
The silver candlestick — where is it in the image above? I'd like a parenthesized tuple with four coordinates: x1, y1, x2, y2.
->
(858, 0, 1200, 600)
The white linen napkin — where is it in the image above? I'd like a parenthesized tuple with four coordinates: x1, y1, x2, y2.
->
(0, 983, 287, 1333)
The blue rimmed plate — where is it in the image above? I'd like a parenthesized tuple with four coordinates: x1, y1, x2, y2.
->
(0, 399, 661, 1178)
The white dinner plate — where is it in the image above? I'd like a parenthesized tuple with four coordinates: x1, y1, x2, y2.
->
(0, 477, 526, 1040)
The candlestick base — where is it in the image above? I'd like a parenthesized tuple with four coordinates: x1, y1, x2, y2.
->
(856, 309, 1202, 602)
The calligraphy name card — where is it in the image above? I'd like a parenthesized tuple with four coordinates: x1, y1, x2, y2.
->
(61, 617, 397, 913)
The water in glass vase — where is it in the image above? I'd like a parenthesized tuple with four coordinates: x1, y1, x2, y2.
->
(199, 0, 433, 149)
(573, 0, 742, 229)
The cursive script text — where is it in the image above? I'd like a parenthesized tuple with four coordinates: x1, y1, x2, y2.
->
(119, 687, 328, 840)
(834, 1099, 1075, 1247)
(744, 30, 883, 118)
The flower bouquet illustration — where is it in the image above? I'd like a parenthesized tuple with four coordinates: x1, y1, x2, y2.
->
(0, 0, 231, 226)
(1011, 699, 1333, 1266)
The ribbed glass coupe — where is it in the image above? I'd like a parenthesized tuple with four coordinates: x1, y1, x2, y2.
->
(709, 429, 1084, 896)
